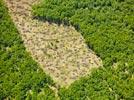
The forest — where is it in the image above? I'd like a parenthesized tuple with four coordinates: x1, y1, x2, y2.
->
(0, 1, 56, 99)
(33, 0, 134, 99)
(0, 0, 134, 99)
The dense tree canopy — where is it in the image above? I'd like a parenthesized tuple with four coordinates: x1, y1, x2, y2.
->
(33, 0, 134, 66)
(33, 0, 134, 99)
(0, 0, 134, 99)
(0, 1, 56, 99)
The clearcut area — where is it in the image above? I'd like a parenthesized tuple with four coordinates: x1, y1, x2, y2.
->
(4, 0, 102, 87)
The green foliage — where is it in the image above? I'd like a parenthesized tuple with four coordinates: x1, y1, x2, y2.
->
(0, 1, 56, 99)
(59, 66, 134, 100)
(33, 0, 134, 66)
(33, 0, 134, 99)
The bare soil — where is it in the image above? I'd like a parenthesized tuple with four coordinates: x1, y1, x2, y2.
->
(4, 0, 102, 87)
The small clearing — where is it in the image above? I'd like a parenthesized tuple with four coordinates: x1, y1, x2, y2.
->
(4, 0, 102, 87)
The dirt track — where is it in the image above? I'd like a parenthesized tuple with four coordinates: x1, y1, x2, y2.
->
(4, 0, 102, 86)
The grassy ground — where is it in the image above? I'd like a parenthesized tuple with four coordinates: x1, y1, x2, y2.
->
(0, 1, 56, 99)
(32, 0, 134, 99)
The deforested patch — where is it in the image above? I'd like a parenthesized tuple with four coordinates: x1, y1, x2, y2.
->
(4, 0, 102, 87)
